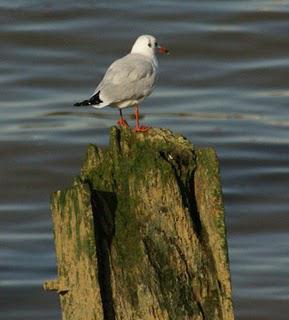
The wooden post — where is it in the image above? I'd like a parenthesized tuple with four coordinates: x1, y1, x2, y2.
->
(44, 127, 234, 320)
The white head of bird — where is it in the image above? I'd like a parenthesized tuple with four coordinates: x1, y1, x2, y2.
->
(131, 35, 169, 59)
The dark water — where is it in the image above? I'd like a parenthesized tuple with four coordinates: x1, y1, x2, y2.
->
(1, 1, 289, 319)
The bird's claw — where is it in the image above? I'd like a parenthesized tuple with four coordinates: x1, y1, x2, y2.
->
(134, 125, 151, 133)
(117, 118, 129, 128)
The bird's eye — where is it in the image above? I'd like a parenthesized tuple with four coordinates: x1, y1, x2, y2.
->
(155, 42, 158, 47)
(148, 43, 152, 48)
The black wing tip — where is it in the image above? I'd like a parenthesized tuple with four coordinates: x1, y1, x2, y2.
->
(73, 91, 103, 107)
(90, 90, 103, 105)
(73, 100, 90, 107)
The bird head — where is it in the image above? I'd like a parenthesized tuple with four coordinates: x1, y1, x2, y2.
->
(131, 35, 169, 57)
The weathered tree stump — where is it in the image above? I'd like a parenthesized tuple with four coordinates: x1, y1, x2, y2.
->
(44, 127, 234, 320)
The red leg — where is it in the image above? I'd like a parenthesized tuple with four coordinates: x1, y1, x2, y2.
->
(117, 109, 129, 128)
(133, 104, 150, 132)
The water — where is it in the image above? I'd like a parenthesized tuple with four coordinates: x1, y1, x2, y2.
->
(1, 1, 289, 319)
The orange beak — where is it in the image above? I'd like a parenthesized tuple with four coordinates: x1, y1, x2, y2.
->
(158, 45, 169, 55)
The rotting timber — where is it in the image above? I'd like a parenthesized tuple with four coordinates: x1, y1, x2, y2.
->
(44, 126, 234, 320)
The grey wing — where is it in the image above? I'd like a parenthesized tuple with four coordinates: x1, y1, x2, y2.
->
(95, 55, 156, 104)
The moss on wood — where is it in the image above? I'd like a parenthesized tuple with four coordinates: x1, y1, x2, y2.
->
(44, 127, 234, 320)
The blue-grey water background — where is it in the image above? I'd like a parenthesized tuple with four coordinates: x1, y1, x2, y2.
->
(1, 1, 289, 319)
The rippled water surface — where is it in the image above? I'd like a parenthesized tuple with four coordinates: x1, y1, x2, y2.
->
(1, 1, 289, 319)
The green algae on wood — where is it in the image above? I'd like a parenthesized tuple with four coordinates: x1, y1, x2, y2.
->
(44, 183, 104, 320)
(44, 127, 234, 320)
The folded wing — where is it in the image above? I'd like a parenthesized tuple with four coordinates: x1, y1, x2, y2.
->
(92, 54, 157, 108)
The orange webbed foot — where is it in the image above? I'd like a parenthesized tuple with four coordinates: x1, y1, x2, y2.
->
(134, 125, 151, 133)
(117, 118, 129, 128)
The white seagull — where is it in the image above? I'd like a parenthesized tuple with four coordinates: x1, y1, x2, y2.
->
(74, 34, 169, 132)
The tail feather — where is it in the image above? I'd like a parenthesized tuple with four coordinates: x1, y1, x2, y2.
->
(74, 90, 103, 107)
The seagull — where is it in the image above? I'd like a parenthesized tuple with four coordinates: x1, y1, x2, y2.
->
(74, 34, 169, 132)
